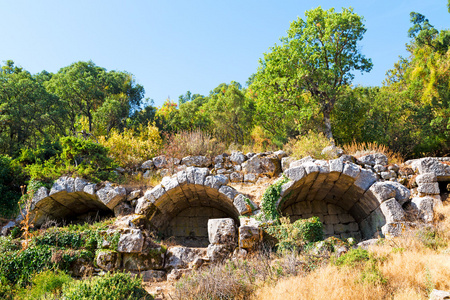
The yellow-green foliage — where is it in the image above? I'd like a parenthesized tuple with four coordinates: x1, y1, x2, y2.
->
(284, 131, 334, 160)
(99, 122, 162, 168)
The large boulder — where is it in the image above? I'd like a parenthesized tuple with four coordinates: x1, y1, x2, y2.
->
(208, 218, 236, 245)
(242, 153, 281, 177)
(117, 229, 144, 253)
(165, 246, 207, 270)
(230, 151, 246, 165)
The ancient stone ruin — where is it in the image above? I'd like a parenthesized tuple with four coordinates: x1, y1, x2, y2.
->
(2, 150, 449, 281)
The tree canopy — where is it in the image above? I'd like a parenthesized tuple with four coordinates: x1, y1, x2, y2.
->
(251, 6, 372, 141)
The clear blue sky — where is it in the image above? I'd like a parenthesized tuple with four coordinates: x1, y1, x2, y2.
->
(1, 0, 449, 107)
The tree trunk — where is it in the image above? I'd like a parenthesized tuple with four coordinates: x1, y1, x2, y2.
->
(323, 109, 335, 145)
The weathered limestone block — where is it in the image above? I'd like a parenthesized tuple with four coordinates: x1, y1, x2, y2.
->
(1, 221, 16, 236)
(181, 155, 212, 168)
(244, 173, 257, 183)
(204, 175, 229, 190)
(141, 159, 154, 170)
(166, 246, 207, 269)
(127, 190, 141, 201)
(381, 222, 409, 238)
(208, 218, 236, 245)
(354, 168, 378, 191)
(141, 270, 166, 282)
(233, 194, 257, 215)
(380, 198, 406, 223)
(281, 157, 295, 172)
(273, 150, 287, 159)
(96, 250, 121, 271)
(321, 146, 343, 159)
(342, 162, 361, 179)
(242, 154, 281, 177)
(229, 172, 243, 183)
(411, 196, 435, 223)
(418, 182, 440, 195)
(289, 156, 315, 169)
(31, 186, 49, 209)
(412, 157, 450, 178)
(153, 155, 169, 169)
(50, 176, 76, 195)
(117, 229, 144, 253)
(122, 251, 165, 271)
(218, 186, 238, 201)
(96, 183, 127, 209)
(207, 244, 231, 262)
(230, 151, 246, 165)
(383, 181, 411, 205)
(284, 166, 306, 182)
(238, 224, 262, 250)
(415, 173, 437, 185)
(367, 181, 396, 204)
(357, 153, 388, 166)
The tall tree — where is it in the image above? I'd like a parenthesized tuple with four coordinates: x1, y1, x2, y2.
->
(251, 7, 372, 141)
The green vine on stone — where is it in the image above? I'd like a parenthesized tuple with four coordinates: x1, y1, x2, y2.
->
(261, 176, 290, 221)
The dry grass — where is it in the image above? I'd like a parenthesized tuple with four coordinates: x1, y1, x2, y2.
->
(284, 131, 334, 160)
(253, 204, 450, 300)
(160, 129, 226, 159)
(342, 141, 404, 164)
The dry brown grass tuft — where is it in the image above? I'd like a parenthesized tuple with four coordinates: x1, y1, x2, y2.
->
(342, 141, 404, 164)
(160, 129, 226, 159)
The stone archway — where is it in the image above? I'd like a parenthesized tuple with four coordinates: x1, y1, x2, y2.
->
(272, 157, 410, 240)
(135, 167, 257, 247)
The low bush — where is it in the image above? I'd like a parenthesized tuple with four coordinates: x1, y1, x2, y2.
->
(16, 270, 72, 300)
(284, 131, 334, 160)
(61, 272, 152, 300)
(25, 136, 117, 182)
(98, 122, 162, 168)
(264, 217, 324, 252)
(0, 154, 25, 218)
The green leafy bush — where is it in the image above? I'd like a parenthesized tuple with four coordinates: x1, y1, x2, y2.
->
(261, 176, 290, 220)
(284, 131, 334, 160)
(0, 154, 25, 217)
(61, 272, 152, 300)
(0, 245, 53, 286)
(264, 217, 324, 252)
(24, 136, 117, 182)
(16, 270, 72, 300)
(333, 248, 370, 267)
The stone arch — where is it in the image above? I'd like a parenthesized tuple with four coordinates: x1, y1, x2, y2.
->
(135, 167, 257, 246)
(273, 158, 410, 240)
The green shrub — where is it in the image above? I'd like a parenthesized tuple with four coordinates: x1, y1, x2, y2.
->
(0, 245, 53, 286)
(24, 136, 117, 183)
(284, 131, 334, 160)
(260, 176, 290, 220)
(34, 229, 84, 249)
(17, 270, 72, 300)
(0, 276, 14, 300)
(0, 154, 25, 218)
(264, 217, 324, 252)
(61, 272, 152, 300)
(333, 248, 370, 267)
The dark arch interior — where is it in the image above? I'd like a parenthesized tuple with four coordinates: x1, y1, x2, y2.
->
(280, 172, 380, 241)
(149, 184, 240, 247)
(438, 180, 450, 202)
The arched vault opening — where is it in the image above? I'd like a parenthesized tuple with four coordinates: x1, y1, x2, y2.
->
(273, 158, 410, 240)
(135, 167, 252, 247)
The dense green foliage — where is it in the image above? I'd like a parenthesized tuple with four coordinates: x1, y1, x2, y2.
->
(260, 176, 290, 220)
(0, 154, 24, 217)
(264, 217, 324, 252)
(61, 272, 152, 300)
